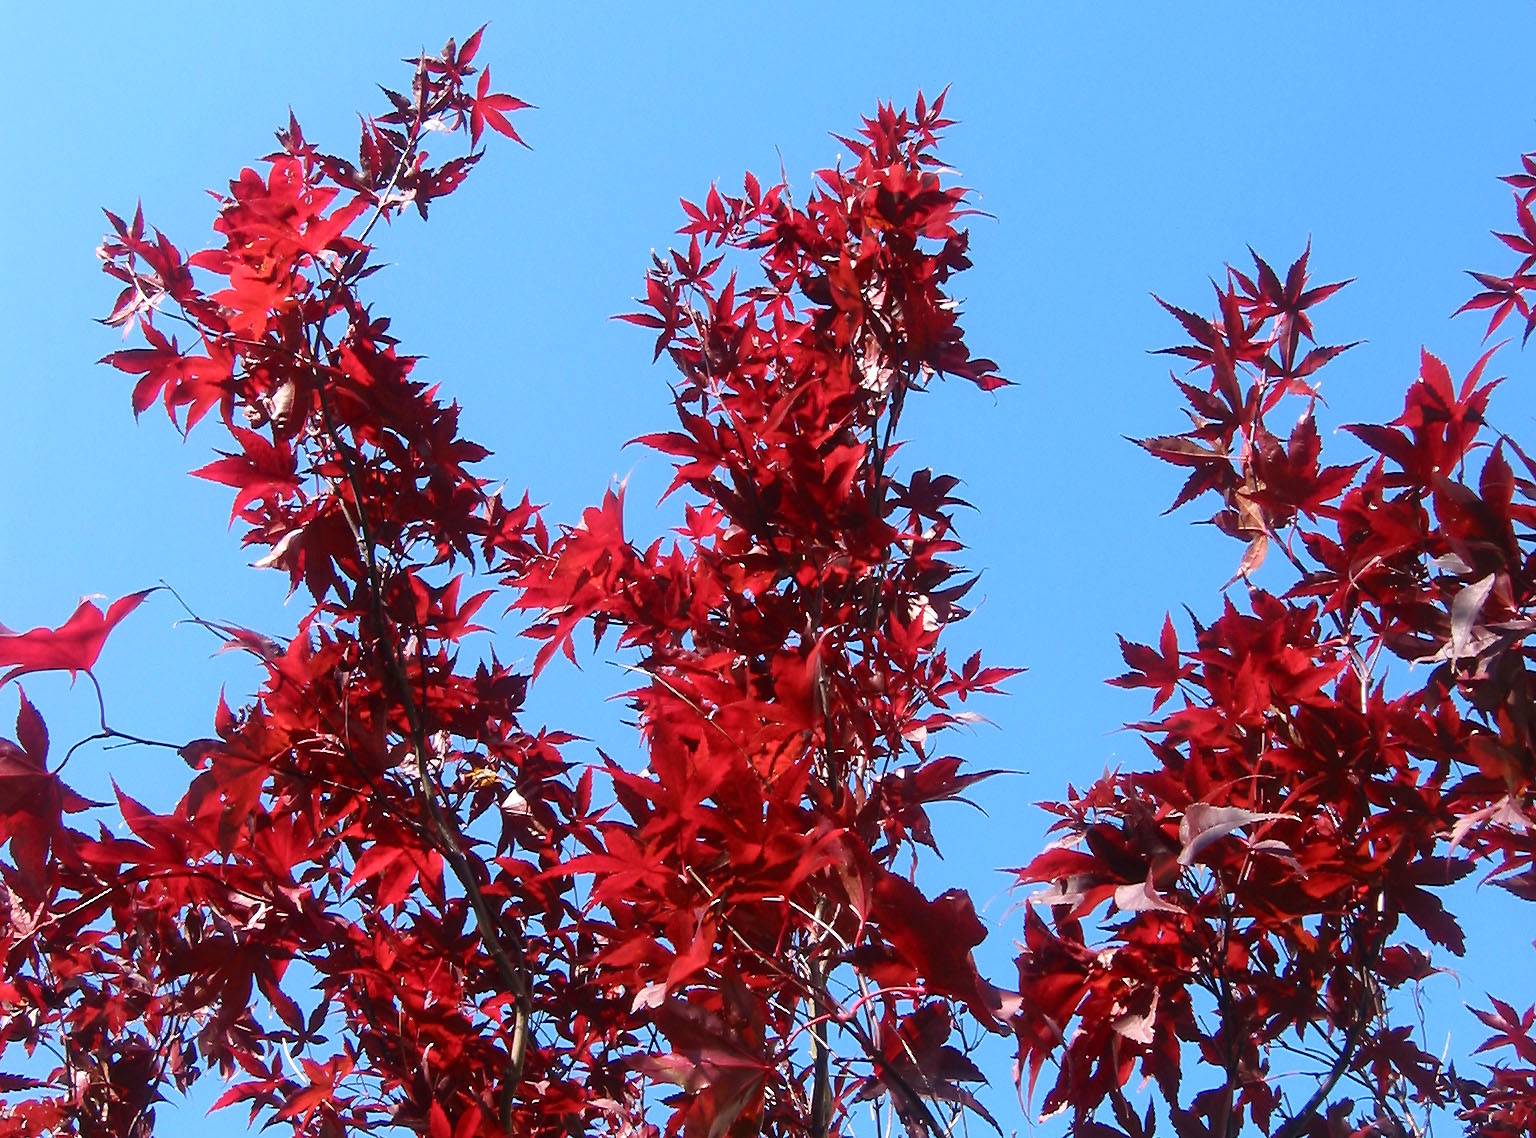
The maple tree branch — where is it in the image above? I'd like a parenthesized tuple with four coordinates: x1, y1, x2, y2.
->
(697, 872, 950, 1138)
(52, 672, 183, 775)
(1210, 890, 1243, 1138)
(5, 887, 114, 954)
(808, 897, 833, 1138)
(311, 378, 533, 1128)
(58, 727, 178, 775)
(1272, 1019, 1371, 1138)
(354, 138, 418, 251)
(776, 335, 921, 1134)
(128, 987, 194, 1137)
(1272, 916, 1380, 1138)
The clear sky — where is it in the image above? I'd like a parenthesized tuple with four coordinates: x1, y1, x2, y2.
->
(5, 4, 1536, 1134)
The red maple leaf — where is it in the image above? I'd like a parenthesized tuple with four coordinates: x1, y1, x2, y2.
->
(0, 590, 154, 685)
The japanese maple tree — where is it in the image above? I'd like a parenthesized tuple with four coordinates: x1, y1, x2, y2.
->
(1009, 220, 1536, 1134)
(2, 24, 1535, 1138)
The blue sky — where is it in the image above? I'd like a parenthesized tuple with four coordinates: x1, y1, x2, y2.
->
(6, 3, 1536, 1133)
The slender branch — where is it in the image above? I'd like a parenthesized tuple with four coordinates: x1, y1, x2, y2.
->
(1211, 889, 1242, 1138)
(808, 895, 833, 1138)
(312, 377, 532, 1130)
(53, 672, 183, 775)
(697, 869, 950, 1138)
(1272, 918, 1379, 1138)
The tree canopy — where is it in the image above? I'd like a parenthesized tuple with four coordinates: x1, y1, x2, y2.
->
(4, 23, 1536, 1138)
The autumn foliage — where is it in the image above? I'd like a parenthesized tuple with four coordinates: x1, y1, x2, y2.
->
(3, 27, 1536, 1138)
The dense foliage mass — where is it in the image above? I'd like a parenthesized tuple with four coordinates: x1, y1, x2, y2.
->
(2, 28, 1535, 1138)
